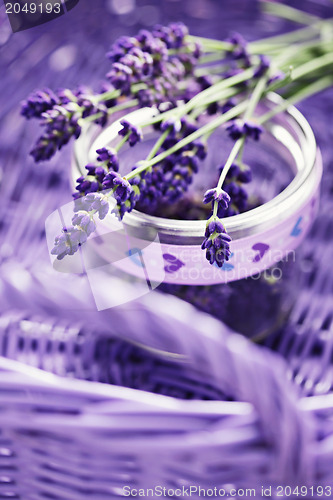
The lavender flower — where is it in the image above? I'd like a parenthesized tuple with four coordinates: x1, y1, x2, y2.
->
(99, 82, 118, 109)
(118, 120, 143, 147)
(217, 162, 252, 216)
(73, 153, 140, 220)
(96, 147, 119, 171)
(107, 22, 200, 103)
(193, 141, 207, 160)
(237, 167, 252, 184)
(223, 183, 248, 216)
(227, 120, 263, 141)
(268, 70, 285, 86)
(29, 137, 58, 163)
(84, 165, 106, 180)
(196, 75, 213, 91)
(107, 35, 137, 62)
(137, 88, 155, 108)
(74, 192, 110, 220)
(254, 54, 271, 78)
(105, 167, 145, 220)
(203, 188, 231, 212)
(57, 86, 87, 104)
(182, 75, 214, 106)
(26, 86, 113, 162)
(102, 171, 133, 203)
(152, 23, 189, 49)
(227, 32, 251, 67)
(222, 99, 236, 114)
(243, 121, 263, 141)
(77, 96, 108, 127)
(136, 119, 207, 211)
(75, 163, 105, 196)
(52, 192, 111, 260)
(74, 148, 120, 199)
(30, 103, 82, 162)
(180, 152, 200, 175)
(226, 120, 244, 141)
(109, 61, 142, 94)
(154, 131, 202, 203)
(115, 194, 138, 219)
(107, 31, 165, 92)
(68, 86, 110, 126)
(21, 88, 60, 119)
(55, 86, 109, 128)
(75, 176, 100, 196)
(134, 167, 162, 212)
(201, 218, 232, 268)
(51, 227, 87, 260)
(161, 117, 182, 134)
(72, 211, 96, 236)
(113, 177, 133, 203)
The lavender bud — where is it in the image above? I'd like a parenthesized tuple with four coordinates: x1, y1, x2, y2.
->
(118, 120, 143, 147)
(201, 217, 232, 268)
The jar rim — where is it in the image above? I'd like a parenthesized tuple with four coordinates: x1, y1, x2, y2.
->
(73, 93, 319, 243)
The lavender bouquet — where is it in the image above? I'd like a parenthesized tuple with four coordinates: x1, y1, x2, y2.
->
(22, 1, 333, 268)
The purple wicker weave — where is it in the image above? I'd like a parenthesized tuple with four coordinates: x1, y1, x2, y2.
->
(0, 296, 324, 497)
(1, 0, 333, 497)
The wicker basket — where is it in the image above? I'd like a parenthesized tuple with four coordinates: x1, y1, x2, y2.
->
(0, 282, 333, 498)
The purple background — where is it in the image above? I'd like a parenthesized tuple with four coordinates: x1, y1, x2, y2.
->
(1, 1, 333, 495)
(1, 0, 333, 399)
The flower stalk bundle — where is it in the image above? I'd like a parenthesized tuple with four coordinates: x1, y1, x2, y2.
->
(22, 2, 333, 267)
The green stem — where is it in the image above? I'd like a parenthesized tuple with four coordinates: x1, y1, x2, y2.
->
(248, 43, 290, 55)
(190, 107, 205, 120)
(149, 101, 248, 167)
(140, 75, 250, 131)
(124, 161, 149, 180)
(146, 128, 171, 161)
(238, 139, 245, 164)
(195, 64, 229, 76)
(190, 86, 240, 120)
(199, 53, 226, 64)
(259, 75, 333, 125)
(265, 71, 293, 94)
(126, 101, 248, 180)
(115, 133, 130, 152)
(125, 129, 172, 180)
(212, 75, 268, 217)
(213, 138, 244, 217)
(244, 75, 268, 120)
(95, 89, 120, 102)
(291, 50, 333, 80)
(82, 99, 138, 124)
(187, 35, 233, 52)
(250, 19, 328, 48)
(273, 39, 333, 67)
(178, 67, 255, 117)
(96, 82, 150, 102)
(192, 19, 330, 55)
(260, 0, 320, 26)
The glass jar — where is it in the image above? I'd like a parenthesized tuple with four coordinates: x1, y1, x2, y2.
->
(71, 94, 322, 340)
